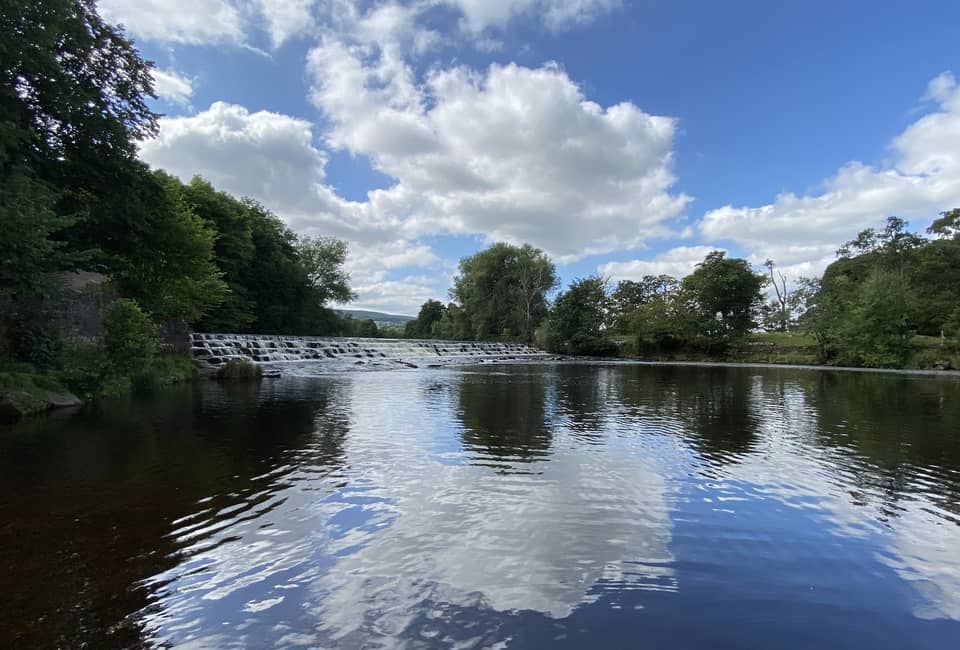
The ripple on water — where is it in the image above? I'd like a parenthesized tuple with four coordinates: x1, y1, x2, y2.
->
(1, 363, 959, 648)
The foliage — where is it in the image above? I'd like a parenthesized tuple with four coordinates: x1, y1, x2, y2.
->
(405, 300, 446, 338)
(681, 251, 765, 349)
(102, 299, 158, 377)
(609, 275, 679, 333)
(216, 358, 263, 380)
(927, 208, 960, 240)
(111, 171, 227, 325)
(834, 270, 914, 367)
(0, 172, 85, 299)
(451, 243, 557, 341)
(297, 236, 356, 306)
(541, 276, 616, 355)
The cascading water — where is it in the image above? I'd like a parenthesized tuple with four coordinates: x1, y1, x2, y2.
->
(190, 333, 547, 371)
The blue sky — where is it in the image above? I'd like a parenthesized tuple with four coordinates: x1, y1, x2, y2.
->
(100, 0, 960, 315)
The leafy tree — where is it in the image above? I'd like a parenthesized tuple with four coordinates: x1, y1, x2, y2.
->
(405, 300, 446, 338)
(452, 243, 556, 341)
(542, 276, 615, 355)
(928, 208, 960, 240)
(435, 303, 473, 340)
(609, 275, 679, 332)
(111, 171, 227, 325)
(0, 172, 83, 299)
(102, 299, 157, 377)
(627, 295, 684, 353)
(185, 177, 257, 331)
(297, 236, 356, 306)
(0, 0, 157, 173)
(835, 270, 914, 367)
(682, 251, 765, 349)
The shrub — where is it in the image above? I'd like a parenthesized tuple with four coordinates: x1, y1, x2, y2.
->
(102, 299, 157, 377)
(216, 358, 262, 380)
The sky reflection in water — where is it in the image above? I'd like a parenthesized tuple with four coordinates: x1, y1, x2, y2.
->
(1, 364, 958, 648)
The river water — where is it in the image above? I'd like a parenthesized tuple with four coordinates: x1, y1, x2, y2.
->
(1, 363, 959, 648)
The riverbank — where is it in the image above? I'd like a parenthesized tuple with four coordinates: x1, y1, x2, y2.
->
(0, 354, 199, 423)
(613, 331, 960, 371)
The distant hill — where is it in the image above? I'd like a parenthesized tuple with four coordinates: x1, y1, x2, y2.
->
(338, 309, 414, 327)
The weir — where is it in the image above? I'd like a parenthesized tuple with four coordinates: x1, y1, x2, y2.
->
(190, 333, 547, 369)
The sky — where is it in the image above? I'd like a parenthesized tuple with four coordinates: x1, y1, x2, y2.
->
(98, 0, 960, 316)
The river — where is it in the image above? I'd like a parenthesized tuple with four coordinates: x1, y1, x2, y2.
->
(1, 363, 958, 648)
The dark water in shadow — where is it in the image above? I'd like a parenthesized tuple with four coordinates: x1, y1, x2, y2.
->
(1, 363, 959, 648)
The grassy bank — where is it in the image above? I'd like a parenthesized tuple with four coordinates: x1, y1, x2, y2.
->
(613, 332, 960, 371)
(0, 353, 200, 423)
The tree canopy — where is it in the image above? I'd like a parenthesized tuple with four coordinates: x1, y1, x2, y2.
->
(450, 243, 557, 342)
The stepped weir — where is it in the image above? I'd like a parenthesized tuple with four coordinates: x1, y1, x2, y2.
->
(190, 333, 547, 370)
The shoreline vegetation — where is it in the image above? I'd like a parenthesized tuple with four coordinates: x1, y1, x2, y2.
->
(2, 3, 959, 423)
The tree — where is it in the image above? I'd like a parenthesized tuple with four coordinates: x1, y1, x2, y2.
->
(761, 259, 791, 331)
(435, 303, 472, 340)
(0, 172, 84, 299)
(0, 0, 157, 305)
(836, 270, 914, 367)
(541, 276, 614, 355)
(609, 275, 679, 332)
(111, 171, 227, 325)
(185, 177, 257, 331)
(405, 300, 446, 339)
(928, 208, 960, 240)
(0, 0, 157, 173)
(451, 243, 556, 341)
(297, 236, 356, 306)
(682, 251, 765, 349)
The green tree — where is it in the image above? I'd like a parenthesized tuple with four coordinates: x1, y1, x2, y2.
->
(609, 275, 679, 333)
(435, 303, 473, 340)
(1, 0, 156, 308)
(297, 236, 356, 306)
(835, 270, 914, 367)
(405, 300, 446, 339)
(541, 276, 614, 355)
(0, 172, 83, 299)
(681, 251, 765, 349)
(185, 177, 257, 332)
(452, 243, 557, 341)
(928, 208, 960, 240)
(111, 171, 227, 325)
(102, 299, 157, 377)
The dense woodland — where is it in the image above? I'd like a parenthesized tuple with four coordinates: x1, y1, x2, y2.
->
(1, 0, 959, 404)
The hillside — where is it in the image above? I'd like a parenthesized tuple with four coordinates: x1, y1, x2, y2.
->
(338, 309, 414, 327)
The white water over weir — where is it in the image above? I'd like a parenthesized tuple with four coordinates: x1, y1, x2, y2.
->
(190, 333, 548, 370)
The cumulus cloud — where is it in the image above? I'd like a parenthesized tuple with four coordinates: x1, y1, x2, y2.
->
(599, 246, 723, 281)
(308, 43, 689, 261)
(153, 69, 194, 107)
(99, 0, 618, 49)
(99, 0, 246, 46)
(437, 0, 622, 33)
(138, 102, 445, 313)
(699, 71, 960, 278)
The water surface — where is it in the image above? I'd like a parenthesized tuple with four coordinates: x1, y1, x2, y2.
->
(1, 363, 959, 648)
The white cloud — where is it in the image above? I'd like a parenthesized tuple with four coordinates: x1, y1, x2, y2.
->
(308, 43, 689, 261)
(99, 0, 620, 50)
(252, 0, 317, 48)
(599, 245, 723, 281)
(98, 0, 246, 46)
(699, 71, 960, 277)
(437, 0, 621, 33)
(153, 69, 194, 107)
(138, 102, 447, 313)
